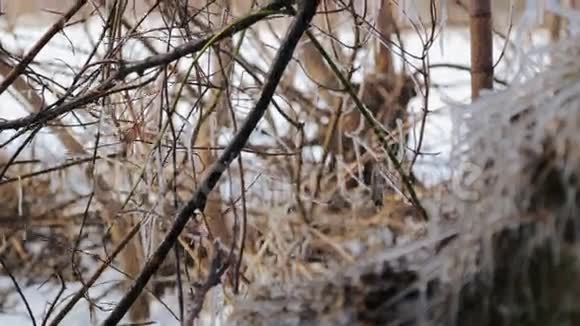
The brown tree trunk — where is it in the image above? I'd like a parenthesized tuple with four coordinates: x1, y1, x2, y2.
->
(469, 0, 494, 99)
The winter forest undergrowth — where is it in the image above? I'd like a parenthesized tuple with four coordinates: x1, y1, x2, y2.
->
(0, 1, 579, 325)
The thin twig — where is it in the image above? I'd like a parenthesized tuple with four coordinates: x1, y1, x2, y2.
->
(47, 220, 143, 326)
(0, 0, 88, 97)
(0, 256, 38, 326)
(41, 273, 66, 326)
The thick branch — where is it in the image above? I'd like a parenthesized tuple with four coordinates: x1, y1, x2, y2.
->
(101, 1, 320, 324)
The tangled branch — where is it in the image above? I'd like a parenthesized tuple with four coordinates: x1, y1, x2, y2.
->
(102, 1, 321, 324)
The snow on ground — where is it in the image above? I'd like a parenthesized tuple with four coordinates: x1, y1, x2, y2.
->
(0, 268, 179, 325)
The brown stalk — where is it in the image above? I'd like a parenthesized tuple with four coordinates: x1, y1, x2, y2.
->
(469, 0, 494, 99)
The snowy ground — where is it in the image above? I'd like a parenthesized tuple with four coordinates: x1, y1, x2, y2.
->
(0, 10, 551, 326)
